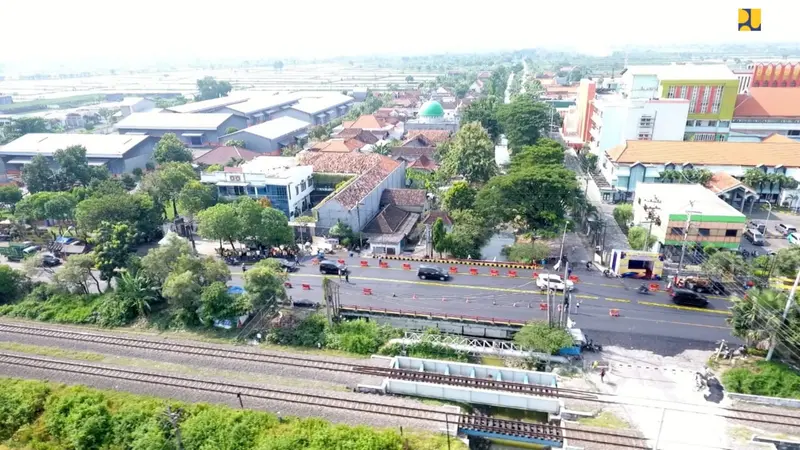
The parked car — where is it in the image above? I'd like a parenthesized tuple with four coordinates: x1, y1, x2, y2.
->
(536, 274, 575, 291)
(319, 260, 347, 275)
(744, 228, 765, 246)
(747, 221, 766, 233)
(684, 277, 727, 296)
(292, 299, 320, 309)
(670, 288, 709, 308)
(417, 265, 450, 281)
(776, 223, 798, 236)
(269, 258, 298, 272)
(41, 254, 62, 267)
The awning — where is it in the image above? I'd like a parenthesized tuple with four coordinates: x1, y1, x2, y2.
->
(295, 133, 309, 139)
(253, 112, 264, 118)
(217, 182, 248, 187)
(6, 158, 33, 165)
(87, 160, 109, 166)
(316, 114, 326, 119)
(181, 132, 204, 137)
(278, 140, 292, 147)
(338, 105, 348, 109)
(266, 108, 280, 114)
(326, 110, 336, 115)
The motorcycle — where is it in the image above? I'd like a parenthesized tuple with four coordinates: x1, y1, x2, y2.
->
(603, 269, 617, 278)
(637, 284, 651, 294)
(581, 340, 603, 352)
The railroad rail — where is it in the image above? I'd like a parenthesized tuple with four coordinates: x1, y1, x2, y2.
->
(0, 352, 563, 441)
(459, 415, 563, 442)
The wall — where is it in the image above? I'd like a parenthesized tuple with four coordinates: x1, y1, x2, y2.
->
(223, 131, 276, 153)
(273, 108, 315, 124)
(626, 74, 659, 99)
(659, 80, 740, 121)
(620, 100, 689, 142)
(577, 80, 596, 143)
(120, 138, 156, 173)
(664, 214, 746, 248)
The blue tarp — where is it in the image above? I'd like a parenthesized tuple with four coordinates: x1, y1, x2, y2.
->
(227, 286, 245, 295)
(55, 236, 75, 244)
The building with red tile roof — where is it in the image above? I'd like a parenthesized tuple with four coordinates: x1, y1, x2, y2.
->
(309, 138, 369, 153)
(380, 188, 428, 213)
(730, 88, 800, 142)
(334, 128, 380, 144)
(192, 146, 262, 166)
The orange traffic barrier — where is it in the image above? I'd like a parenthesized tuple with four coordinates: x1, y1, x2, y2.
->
(508, 270, 518, 277)
(302, 283, 311, 290)
(533, 272, 539, 279)
(403, 263, 412, 270)
(609, 308, 620, 317)
(379, 262, 389, 268)
(442, 297, 447, 302)
(311, 259, 320, 265)
(469, 268, 479, 275)
(363, 288, 372, 295)
(649, 283, 660, 292)
(338, 259, 345, 264)
(449, 266, 458, 273)
(539, 303, 548, 310)
(569, 275, 579, 282)
(360, 260, 369, 267)
(284, 282, 293, 288)
(412, 294, 417, 299)
(490, 269, 499, 277)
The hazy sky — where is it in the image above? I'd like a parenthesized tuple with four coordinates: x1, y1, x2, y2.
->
(2, 0, 797, 64)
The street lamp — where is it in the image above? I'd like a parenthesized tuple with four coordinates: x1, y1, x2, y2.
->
(355, 202, 365, 251)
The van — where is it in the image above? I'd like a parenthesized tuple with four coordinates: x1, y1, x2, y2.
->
(744, 228, 765, 246)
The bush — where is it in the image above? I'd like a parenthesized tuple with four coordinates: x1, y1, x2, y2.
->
(0, 378, 462, 449)
(269, 314, 327, 348)
(0, 288, 104, 324)
(503, 242, 550, 264)
(379, 342, 469, 362)
(513, 321, 574, 354)
(721, 361, 800, 399)
(326, 319, 401, 355)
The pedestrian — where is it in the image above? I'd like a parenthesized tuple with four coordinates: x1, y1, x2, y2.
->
(600, 368, 606, 383)
(345, 271, 349, 283)
(338, 268, 343, 280)
(568, 267, 573, 278)
(241, 263, 247, 273)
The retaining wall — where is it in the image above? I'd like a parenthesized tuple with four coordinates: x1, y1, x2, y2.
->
(728, 392, 800, 409)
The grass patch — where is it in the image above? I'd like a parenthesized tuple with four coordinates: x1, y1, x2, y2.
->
(0, 94, 105, 113)
(480, 355, 507, 367)
(578, 411, 630, 429)
(488, 439, 546, 449)
(489, 406, 548, 423)
(0, 342, 105, 362)
(721, 360, 800, 399)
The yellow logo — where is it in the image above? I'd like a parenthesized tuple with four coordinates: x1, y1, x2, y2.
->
(738, 8, 761, 31)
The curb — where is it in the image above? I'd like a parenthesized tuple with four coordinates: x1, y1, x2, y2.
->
(370, 254, 539, 270)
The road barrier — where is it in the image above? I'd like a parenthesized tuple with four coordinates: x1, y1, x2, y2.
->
(533, 272, 539, 279)
(338, 259, 345, 264)
(540, 303, 548, 310)
(442, 297, 447, 302)
(450, 266, 458, 273)
(363, 288, 372, 295)
(311, 259, 320, 265)
(470, 268, 479, 275)
(412, 294, 417, 299)
(360, 260, 369, 267)
(284, 282, 293, 288)
(302, 283, 311, 290)
(369, 254, 539, 270)
(379, 262, 389, 268)
(609, 308, 620, 317)
(649, 283, 660, 292)
(569, 275, 579, 282)
(403, 263, 412, 270)
(508, 270, 518, 277)
(490, 269, 499, 276)
(338, 305, 527, 327)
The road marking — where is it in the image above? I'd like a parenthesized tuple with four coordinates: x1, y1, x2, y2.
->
(619, 316, 730, 330)
(637, 301, 732, 316)
(602, 298, 632, 303)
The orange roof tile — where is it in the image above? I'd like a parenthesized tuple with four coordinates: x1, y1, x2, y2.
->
(402, 130, 452, 145)
(345, 114, 398, 129)
(310, 138, 366, 153)
(607, 140, 800, 167)
(706, 172, 744, 194)
(762, 133, 796, 143)
(735, 88, 800, 117)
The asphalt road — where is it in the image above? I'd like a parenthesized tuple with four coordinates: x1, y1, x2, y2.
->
(228, 256, 736, 348)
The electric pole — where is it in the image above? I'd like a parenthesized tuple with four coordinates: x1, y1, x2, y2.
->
(323, 279, 340, 326)
(675, 209, 701, 283)
(767, 268, 800, 361)
(164, 406, 184, 450)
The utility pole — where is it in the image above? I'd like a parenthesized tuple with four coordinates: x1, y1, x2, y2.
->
(675, 210, 701, 283)
(767, 268, 800, 361)
(561, 261, 570, 327)
(653, 408, 666, 449)
(545, 271, 552, 326)
(164, 406, 184, 450)
(322, 279, 339, 327)
(643, 221, 654, 251)
(557, 221, 569, 268)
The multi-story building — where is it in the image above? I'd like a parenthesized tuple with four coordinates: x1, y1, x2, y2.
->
(272, 94, 354, 126)
(749, 62, 800, 88)
(619, 64, 739, 143)
(730, 88, 800, 142)
(200, 156, 314, 219)
(115, 112, 248, 147)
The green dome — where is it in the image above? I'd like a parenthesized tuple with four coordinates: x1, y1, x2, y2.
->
(419, 100, 444, 117)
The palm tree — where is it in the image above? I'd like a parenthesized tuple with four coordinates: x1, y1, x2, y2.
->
(372, 142, 392, 156)
(728, 289, 786, 347)
(116, 271, 159, 318)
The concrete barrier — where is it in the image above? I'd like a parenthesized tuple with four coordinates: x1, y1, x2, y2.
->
(728, 392, 800, 409)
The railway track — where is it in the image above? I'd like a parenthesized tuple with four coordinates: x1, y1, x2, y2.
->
(0, 351, 565, 441)
(459, 414, 563, 442)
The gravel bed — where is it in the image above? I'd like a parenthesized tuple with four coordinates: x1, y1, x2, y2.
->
(0, 349, 457, 432)
(0, 320, 391, 388)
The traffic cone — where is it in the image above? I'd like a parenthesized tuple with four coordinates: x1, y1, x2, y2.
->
(442, 297, 446, 302)
(465, 298, 470, 303)
(412, 294, 417, 300)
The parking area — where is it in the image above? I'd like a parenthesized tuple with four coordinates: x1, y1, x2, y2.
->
(739, 204, 799, 256)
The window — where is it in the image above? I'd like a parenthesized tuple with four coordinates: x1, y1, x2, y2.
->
(300, 180, 307, 191)
(667, 86, 676, 98)
(717, 134, 726, 141)
(684, 133, 692, 141)
(700, 86, 711, 112)
(792, 81, 798, 87)
(708, 120, 717, 127)
(295, 185, 300, 196)
(772, 81, 779, 87)
(639, 115, 653, 127)
(789, 130, 800, 136)
(698, 228, 711, 236)
(719, 121, 730, 128)
(693, 133, 715, 142)
(712, 85, 723, 113)
(638, 133, 652, 140)
(695, 120, 703, 127)
(686, 120, 694, 127)
(671, 227, 684, 235)
(677, 86, 685, 98)
(689, 87, 699, 112)
(782, 81, 788, 87)
(190, 136, 202, 146)
(725, 229, 738, 237)
(753, 81, 761, 87)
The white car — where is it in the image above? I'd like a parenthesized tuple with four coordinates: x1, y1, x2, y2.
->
(536, 274, 575, 291)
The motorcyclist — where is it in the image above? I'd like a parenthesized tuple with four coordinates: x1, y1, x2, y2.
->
(638, 283, 649, 293)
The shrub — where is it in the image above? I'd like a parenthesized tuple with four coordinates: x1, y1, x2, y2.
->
(0, 379, 50, 440)
(326, 319, 401, 355)
(379, 342, 469, 362)
(269, 314, 327, 348)
(721, 361, 800, 399)
(513, 321, 574, 354)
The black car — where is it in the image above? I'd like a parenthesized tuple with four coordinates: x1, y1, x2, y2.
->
(417, 265, 450, 281)
(41, 255, 62, 267)
(269, 258, 298, 272)
(670, 288, 709, 308)
(292, 299, 320, 309)
(319, 260, 347, 275)
(685, 278, 727, 296)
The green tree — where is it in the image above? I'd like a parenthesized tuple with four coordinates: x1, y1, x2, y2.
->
(1, 117, 48, 144)
(443, 122, 497, 184)
(120, 173, 137, 190)
(442, 181, 476, 211)
(43, 194, 77, 223)
(196, 76, 233, 100)
(514, 321, 574, 354)
(197, 203, 240, 250)
(510, 139, 564, 170)
(0, 185, 22, 206)
(178, 180, 215, 221)
(257, 206, 294, 248)
(92, 222, 136, 287)
(153, 133, 192, 164)
(581, 153, 598, 174)
(163, 270, 203, 323)
(728, 289, 791, 347)
(505, 242, 550, 263)
(405, 75, 415, 83)
(773, 248, 800, 278)
(142, 162, 196, 217)
(702, 251, 749, 278)
(139, 234, 194, 286)
(115, 270, 159, 317)
(0, 264, 26, 303)
(613, 204, 633, 232)
(443, 209, 491, 259)
(497, 93, 552, 149)
(224, 139, 247, 148)
(627, 226, 658, 250)
(242, 259, 288, 313)
(225, 127, 239, 134)
(460, 97, 501, 142)
(372, 142, 392, 156)
(75, 192, 162, 242)
(53, 253, 101, 294)
(199, 281, 238, 325)
(22, 154, 56, 193)
(53, 145, 92, 188)
(273, 61, 284, 71)
(432, 218, 447, 257)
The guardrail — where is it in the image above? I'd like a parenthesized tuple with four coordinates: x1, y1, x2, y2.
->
(338, 305, 526, 327)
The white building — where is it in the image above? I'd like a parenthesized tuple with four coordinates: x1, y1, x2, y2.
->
(730, 88, 800, 142)
(273, 93, 354, 126)
(119, 97, 156, 117)
(200, 156, 314, 219)
(589, 94, 690, 154)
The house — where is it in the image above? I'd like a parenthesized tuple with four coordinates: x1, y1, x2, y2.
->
(334, 128, 380, 145)
(363, 204, 420, 255)
(301, 152, 405, 233)
(391, 146, 437, 169)
(422, 211, 453, 232)
(351, 87, 369, 102)
(273, 94, 354, 126)
(730, 88, 800, 142)
(192, 146, 259, 167)
(217, 94, 298, 127)
(220, 116, 310, 154)
(310, 138, 370, 153)
(0, 133, 155, 181)
(119, 97, 156, 117)
(342, 114, 404, 140)
(64, 113, 85, 129)
(600, 139, 800, 205)
(402, 130, 451, 146)
(200, 156, 314, 219)
(115, 113, 247, 147)
(380, 188, 428, 213)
